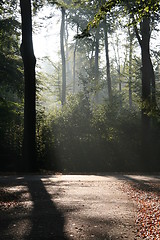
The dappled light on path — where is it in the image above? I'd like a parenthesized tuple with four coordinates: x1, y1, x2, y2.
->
(0, 175, 68, 240)
(1, 174, 159, 239)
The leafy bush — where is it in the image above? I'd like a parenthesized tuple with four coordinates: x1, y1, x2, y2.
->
(0, 99, 23, 170)
(45, 94, 145, 172)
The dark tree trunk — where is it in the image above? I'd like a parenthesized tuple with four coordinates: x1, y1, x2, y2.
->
(133, 16, 156, 170)
(103, 17, 112, 103)
(128, 27, 133, 108)
(133, 16, 156, 107)
(60, 7, 66, 106)
(128, 7, 156, 107)
(140, 17, 153, 169)
(128, 5, 156, 169)
(95, 27, 99, 102)
(20, 0, 36, 171)
(141, 18, 151, 103)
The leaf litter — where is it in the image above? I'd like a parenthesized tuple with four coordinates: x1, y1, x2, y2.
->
(122, 180, 160, 239)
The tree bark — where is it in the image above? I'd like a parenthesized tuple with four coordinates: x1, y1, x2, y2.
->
(134, 16, 156, 106)
(140, 17, 154, 169)
(95, 27, 99, 103)
(128, 7, 156, 169)
(73, 24, 78, 94)
(65, 21, 72, 88)
(20, 0, 36, 171)
(103, 17, 112, 103)
(140, 18, 151, 103)
(60, 7, 66, 106)
(133, 16, 156, 170)
(73, 41, 76, 94)
(128, 26, 133, 108)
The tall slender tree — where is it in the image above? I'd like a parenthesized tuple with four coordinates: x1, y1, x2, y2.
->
(103, 16, 112, 103)
(125, 2, 158, 169)
(60, 7, 66, 105)
(94, 26, 99, 102)
(20, 0, 36, 171)
(128, 23, 134, 108)
(73, 23, 79, 94)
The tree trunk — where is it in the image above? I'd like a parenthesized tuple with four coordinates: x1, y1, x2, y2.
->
(140, 17, 156, 169)
(128, 7, 156, 169)
(128, 27, 133, 108)
(135, 16, 156, 107)
(141, 18, 151, 103)
(95, 27, 99, 103)
(60, 7, 66, 106)
(73, 42, 76, 94)
(118, 65, 122, 107)
(73, 24, 78, 94)
(20, 0, 36, 171)
(112, 32, 122, 106)
(103, 17, 112, 103)
(65, 21, 72, 89)
(58, 63, 61, 101)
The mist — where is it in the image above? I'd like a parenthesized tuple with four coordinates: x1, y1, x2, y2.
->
(1, 0, 160, 172)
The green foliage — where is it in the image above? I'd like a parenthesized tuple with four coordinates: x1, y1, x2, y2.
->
(36, 109, 56, 170)
(1, 0, 159, 172)
(0, 4, 24, 171)
(84, 0, 160, 33)
(0, 99, 23, 170)
(33, 0, 45, 13)
(43, 94, 144, 172)
(0, 16, 24, 98)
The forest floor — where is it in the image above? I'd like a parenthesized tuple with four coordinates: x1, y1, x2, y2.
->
(0, 173, 159, 240)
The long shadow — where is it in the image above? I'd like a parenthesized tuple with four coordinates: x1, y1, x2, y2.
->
(24, 176, 68, 240)
(122, 175, 160, 195)
(154, 175, 160, 180)
(0, 177, 28, 240)
(87, 173, 160, 195)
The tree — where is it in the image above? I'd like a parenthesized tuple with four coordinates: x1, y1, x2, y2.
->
(20, 0, 37, 171)
(60, 7, 67, 106)
(83, 0, 160, 169)
(125, 2, 158, 168)
(88, 0, 160, 102)
(126, 2, 157, 109)
(103, 15, 112, 103)
(128, 22, 134, 108)
(48, 0, 71, 105)
(94, 26, 100, 102)
(73, 23, 79, 94)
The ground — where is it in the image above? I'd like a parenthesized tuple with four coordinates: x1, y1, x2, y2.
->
(0, 174, 159, 240)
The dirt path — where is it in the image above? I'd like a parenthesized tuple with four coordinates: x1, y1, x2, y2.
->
(0, 174, 159, 240)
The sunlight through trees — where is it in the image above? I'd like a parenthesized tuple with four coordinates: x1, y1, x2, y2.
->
(0, 0, 160, 172)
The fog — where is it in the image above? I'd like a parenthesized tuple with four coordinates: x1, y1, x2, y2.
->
(1, 1, 160, 172)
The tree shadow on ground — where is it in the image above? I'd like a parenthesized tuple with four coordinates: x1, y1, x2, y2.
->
(122, 175, 160, 195)
(0, 177, 28, 240)
(24, 176, 68, 240)
(0, 176, 69, 240)
(78, 216, 133, 240)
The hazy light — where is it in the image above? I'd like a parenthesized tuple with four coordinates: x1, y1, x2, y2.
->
(33, 5, 61, 62)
